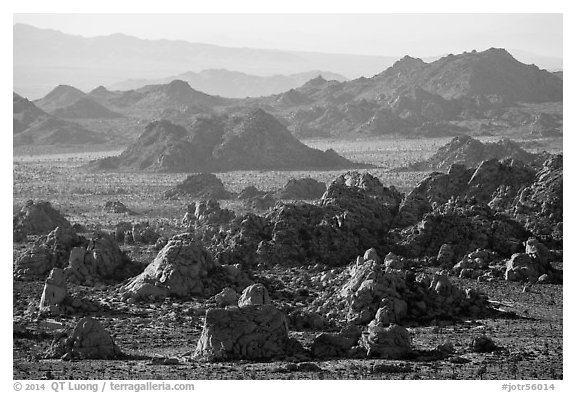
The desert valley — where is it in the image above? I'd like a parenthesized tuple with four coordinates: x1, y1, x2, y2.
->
(12, 22, 563, 380)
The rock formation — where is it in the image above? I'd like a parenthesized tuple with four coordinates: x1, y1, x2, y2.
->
(164, 174, 233, 200)
(193, 305, 291, 361)
(13, 200, 73, 242)
(38, 268, 69, 315)
(46, 317, 122, 360)
(64, 231, 136, 285)
(90, 109, 363, 172)
(14, 226, 86, 279)
(237, 283, 271, 307)
(402, 136, 538, 172)
(121, 234, 214, 302)
(274, 178, 326, 200)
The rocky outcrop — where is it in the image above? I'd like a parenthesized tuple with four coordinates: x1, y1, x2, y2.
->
(64, 231, 136, 285)
(237, 283, 271, 307)
(237, 186, 266, 199)
(39, 268, 69, 316)
(512, 155, 562, 242)
(311, 325, 362, 359)
(360, 323, 412, 359)
(313, 249, 491, 325)
(14, 226, 86, 279)
(243, 193, 276, 211)
(103, 201, 133, 214)
(121, 234, 214, 302)
(182, 200, 235, 229)
(115, 222, 160, 245)
(13, 200, 72, 242)
(274, 178, 326, 200)
(504, 238, 561, 283)
(396, 159, 535, 228)
(46, 317, 122, 360)
(165, 174, 233, 200)
(397, 200, 529, 260)
(403, 136, 538, 172)
(193, 305, 291, 361)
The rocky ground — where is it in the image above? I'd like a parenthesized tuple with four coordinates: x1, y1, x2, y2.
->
(13, 264, 563, 379)
(13, 137, 563, 380)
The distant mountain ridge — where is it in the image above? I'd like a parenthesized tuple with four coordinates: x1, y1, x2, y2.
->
(108, 69, 348, 98)
(14, 23, 395, 99)
(13, 92, 106, 145)
(248, 48, 562, 138)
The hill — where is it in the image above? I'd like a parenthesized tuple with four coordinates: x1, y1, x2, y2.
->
(87, 80, 232, 119)
(34, 85, 124, 119)
(399, 135, 539, 171)
(90, 109, 364, 172)
(13, 93, 106, 145)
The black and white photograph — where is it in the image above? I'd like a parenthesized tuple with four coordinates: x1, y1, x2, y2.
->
(6, 2, 571, 388)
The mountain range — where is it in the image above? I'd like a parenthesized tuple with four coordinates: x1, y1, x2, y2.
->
(14, 23, 393, 99)
(14, 23, 562, 100)
(108, 69, 348, 98)
(13, 93, 105, 145)
(14, 47, 563, 146)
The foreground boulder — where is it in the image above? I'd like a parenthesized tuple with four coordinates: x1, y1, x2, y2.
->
(46, 317, 122, 360)
(13, 200, 72, 242)
(121, 234, 214, 302)
(193, 305, 291, 361)
(164, 173, 233, 200)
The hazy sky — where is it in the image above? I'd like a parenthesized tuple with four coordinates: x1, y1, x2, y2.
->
(13, 13, 562, 58)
